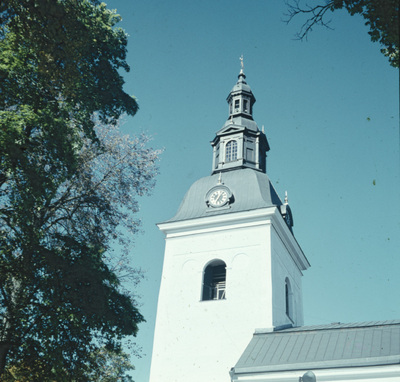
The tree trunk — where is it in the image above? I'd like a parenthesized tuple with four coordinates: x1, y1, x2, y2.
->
(0, 341, 11, 375)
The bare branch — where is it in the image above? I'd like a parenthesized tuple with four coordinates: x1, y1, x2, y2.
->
(285, 0, 336, 40)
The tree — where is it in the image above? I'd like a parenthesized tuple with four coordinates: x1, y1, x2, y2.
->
(0, 0, 138, 186)
(0, 0, 159, 379)
(285, 0, 399, 68)
(3, 346, 136, 381)
(0, 119, 159, 379)
(85, 347, 135, 382)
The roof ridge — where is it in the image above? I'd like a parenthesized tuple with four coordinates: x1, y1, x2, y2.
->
(269, 319, 400, 334)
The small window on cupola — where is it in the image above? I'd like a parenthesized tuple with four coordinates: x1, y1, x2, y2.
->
(225, 140, 237, 162)
(243, 99, 248, 113)
(234, 99, 239, 112)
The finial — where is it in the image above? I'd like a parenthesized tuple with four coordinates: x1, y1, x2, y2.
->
(239, 54, 244, 74)
(284, 191, 289, 205)
(218, 172, 223, 185)
(262, 125, 265, 133)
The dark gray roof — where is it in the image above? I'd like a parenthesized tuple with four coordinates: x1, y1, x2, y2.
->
(229, 72, 254, 98)
(219, 116, 259, 133)
(165, 168, 282, 223)
(233, 320, 400, 374)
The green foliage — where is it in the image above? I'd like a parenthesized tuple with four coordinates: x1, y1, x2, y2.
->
(0, 0, 138, 122)
(0, 119, 159, 379)
(286, 0, 399, 68)
(85, 348, 135, 382)
(0, 0, 159, 380)
(3, 347, 135, 381)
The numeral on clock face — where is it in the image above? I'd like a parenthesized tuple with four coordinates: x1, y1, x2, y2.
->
(210, 189, 228, 206)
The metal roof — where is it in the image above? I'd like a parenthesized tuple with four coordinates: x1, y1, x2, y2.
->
(218, 116, 259, 134)
(233, 320, 400, 374)
(165, 168, 283, 223)
(229, 71, 255, 100)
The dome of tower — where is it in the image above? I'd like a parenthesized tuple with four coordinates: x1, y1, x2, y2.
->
(230, 71, 252, 94)
(166, 168, 282, 223)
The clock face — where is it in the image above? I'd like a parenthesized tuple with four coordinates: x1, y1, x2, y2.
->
(209, 188, 229, 207)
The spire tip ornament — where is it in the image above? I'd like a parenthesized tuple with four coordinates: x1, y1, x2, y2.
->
(239, 54, 244, 74)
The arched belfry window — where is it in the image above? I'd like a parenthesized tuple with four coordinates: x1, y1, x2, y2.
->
(285, 278, 293, 320)
(225, 140, 237, 162)
(202, 260, 226, 301)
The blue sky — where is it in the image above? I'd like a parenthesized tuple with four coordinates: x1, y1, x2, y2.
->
(104, 1, 399, 380)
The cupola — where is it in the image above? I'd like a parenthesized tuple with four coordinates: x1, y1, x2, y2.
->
(227, 66, 255, 118)
(211, 58, 270, 174)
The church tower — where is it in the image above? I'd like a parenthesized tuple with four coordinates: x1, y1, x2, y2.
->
(149, 62, 310, 382)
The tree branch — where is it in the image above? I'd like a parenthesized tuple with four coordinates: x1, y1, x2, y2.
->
(285, 0, 336, 40)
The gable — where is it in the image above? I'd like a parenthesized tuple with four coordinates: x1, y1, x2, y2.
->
(217, 125, 245, 136)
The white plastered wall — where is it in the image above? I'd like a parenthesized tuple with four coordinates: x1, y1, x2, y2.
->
(271, 225, 304, 328)
(150, 213, 274, 382)
(150, 209, 308, 382)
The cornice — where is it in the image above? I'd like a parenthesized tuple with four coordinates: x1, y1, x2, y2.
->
(158, 207, 309, 271)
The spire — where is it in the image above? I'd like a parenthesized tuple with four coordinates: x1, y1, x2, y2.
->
(227, 56, 255, 119)
(210, 63, 270, 175)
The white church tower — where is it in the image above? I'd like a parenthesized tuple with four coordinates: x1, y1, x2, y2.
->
(149, 62, 310, 382)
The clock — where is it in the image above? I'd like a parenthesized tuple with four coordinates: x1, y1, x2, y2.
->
(206, 186, 232, 208)
(209, 188, 228, 206)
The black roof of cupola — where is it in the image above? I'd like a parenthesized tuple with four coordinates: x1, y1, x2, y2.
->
(211, 61, 270, 175)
